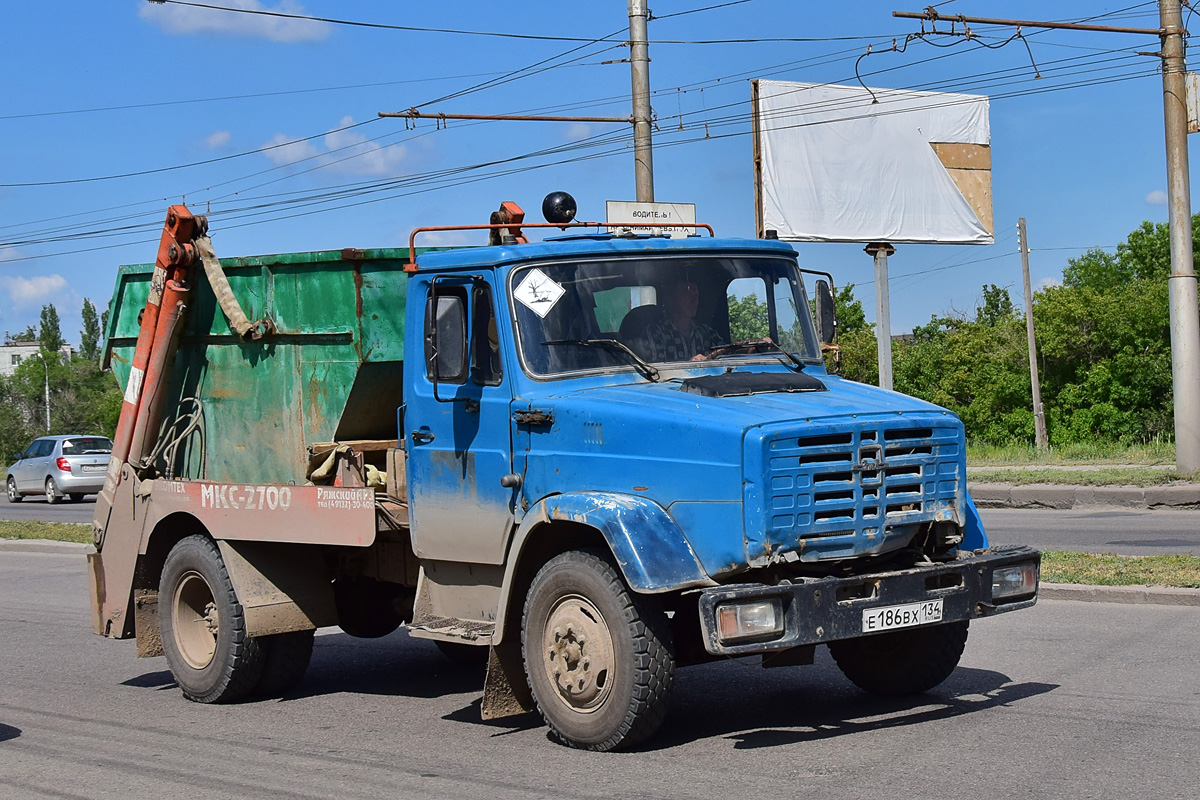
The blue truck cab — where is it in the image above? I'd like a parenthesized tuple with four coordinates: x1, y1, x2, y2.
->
(401, 226, 1039, 750)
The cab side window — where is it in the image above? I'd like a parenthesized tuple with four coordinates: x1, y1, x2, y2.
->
(471, 283, 503, 386)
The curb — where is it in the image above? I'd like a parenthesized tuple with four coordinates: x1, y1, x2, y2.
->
(970, 482, 1200, 510)
(1040, 582, 1200, 607)
(0, 539, 90, 555)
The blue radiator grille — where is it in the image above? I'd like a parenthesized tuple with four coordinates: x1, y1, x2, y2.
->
(753, 420, 963, 561)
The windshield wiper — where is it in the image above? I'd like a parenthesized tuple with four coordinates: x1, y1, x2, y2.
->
(543, 339, 661, 382)
(708, 339, 807, 371)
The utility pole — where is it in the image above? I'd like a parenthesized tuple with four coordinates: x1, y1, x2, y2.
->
(894, 4, 1200, 473)
(381, 5, 657, 205)
(1160, 0, 1200, 473)
(1018, 218, 1048, 450)
(865, 242, 895, 390)
(628, 0, 655, 202)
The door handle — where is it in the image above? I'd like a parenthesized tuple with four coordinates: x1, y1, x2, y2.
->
(411, 429, 435, 444)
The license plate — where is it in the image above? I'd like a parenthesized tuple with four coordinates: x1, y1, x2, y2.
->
(81, 464, 105, 473)
(862, 599, 943, 633)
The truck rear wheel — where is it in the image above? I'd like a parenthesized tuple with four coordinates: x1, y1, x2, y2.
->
(522, 550, 675, 751)
(829, 620, 969, 696)
(159, 535, 265, 703)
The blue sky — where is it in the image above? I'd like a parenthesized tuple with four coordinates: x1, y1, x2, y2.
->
(0, 1, 1189, 345)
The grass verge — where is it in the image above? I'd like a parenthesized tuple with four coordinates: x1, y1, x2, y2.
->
(968, 467, 1188, 487)
(0, 520, 91, 543)
(1041, 550, 1200, 589)
(968, 440, 1175, 466)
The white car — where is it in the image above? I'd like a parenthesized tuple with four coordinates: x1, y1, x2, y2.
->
(6, 435, 113, 504)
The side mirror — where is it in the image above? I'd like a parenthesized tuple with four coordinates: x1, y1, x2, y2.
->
(815, 279, 836, 346)
(425, 293, 467, 385)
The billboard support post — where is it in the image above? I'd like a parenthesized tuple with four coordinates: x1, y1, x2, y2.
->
(865, 242, 896, 391)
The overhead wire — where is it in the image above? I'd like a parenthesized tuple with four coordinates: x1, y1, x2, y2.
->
(0, 3, 1170, 259)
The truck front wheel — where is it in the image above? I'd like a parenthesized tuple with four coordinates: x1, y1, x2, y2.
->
(159, 535, 265, 703)
(828, 620, 969, 696)
(522, 550, 675, 751)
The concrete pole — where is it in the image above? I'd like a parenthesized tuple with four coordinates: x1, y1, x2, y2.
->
(628, 0, 655, 202)
(1018, 218, 1049, 450)
(866, 243, 895, 390)
(1160, 0, 1200, 473)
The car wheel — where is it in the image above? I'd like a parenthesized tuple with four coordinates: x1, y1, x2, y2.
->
(68, 493, 85, 502)
(159, 534, 265, 703)
(522, 549, 675, 751)
(45, 477, 61, 505)
(6, 477, 22, 503)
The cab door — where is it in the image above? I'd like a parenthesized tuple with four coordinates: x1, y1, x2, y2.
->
(405, 275, 516, 565)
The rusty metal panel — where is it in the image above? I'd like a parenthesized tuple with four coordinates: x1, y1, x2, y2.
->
(102, 247, 429, 486)
(144, 480, 377, 547)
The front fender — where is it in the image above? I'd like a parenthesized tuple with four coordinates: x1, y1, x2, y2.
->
(491, 492, 716, 644)
(525, 492, 714, 593)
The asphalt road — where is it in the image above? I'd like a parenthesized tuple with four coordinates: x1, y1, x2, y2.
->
(1, 551, 1197, 800)
(0, 495, 96, 524)
(980, 507, 1200, 556)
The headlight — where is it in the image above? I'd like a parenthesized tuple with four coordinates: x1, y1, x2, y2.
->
(717, 598, 784, 643)
(992, 562, 1039, 600)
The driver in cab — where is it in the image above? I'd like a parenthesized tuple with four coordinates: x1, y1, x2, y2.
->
(635, 278, 719, 362)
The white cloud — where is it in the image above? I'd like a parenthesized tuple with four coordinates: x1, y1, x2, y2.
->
(205, 130, 232, 149)
(0, 275, 70, 308)
(139, 0, 330, 43)
(323, 117, 407, 176)
(0, 247, 22, 264)
(261, 132, 321, 166)
(564, 123, 593, 141)
(419, 230, 478, 247)
(1146, 190, 1169, 205)
(1037, 276, 1062, 291)
(262, 117, 408, 176)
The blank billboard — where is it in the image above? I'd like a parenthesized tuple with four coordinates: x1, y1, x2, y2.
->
(753, 79, 993, 245)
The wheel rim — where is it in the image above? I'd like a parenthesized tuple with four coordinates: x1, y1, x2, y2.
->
(45, 480, 54, 501)
(540, 593, 616, 713)
(7, 479, 16, 501)
(172, 570, 219, 670)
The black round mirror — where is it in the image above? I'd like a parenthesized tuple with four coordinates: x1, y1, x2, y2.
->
(542, 191, 577, 225)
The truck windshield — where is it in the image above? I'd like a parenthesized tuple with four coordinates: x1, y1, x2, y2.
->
(510, 255, 822, 377)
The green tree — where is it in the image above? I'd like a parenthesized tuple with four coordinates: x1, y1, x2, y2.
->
(727, 293, 770, 341)
(9, 325, 36, 343)
(834, 283, 869, 335)
(80, 299, 102, 363)
(39, 304, 63, 359)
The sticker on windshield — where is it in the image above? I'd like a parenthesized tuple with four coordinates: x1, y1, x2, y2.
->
(513, 268, 566, 318)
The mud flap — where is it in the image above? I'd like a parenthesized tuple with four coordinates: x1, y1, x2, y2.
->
(481, 642, 534, 720)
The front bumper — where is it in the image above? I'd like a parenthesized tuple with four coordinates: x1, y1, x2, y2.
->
(697, 544, 1040, 655)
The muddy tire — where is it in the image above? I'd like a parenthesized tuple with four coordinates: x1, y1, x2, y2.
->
(522, 549, 675, 751)
(254, 629, 315, 698)
(6, 477, 21, 503)
(159, 535, 265, 703)
(45, 478, 61, 505)
(829, 620, 969, 696)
